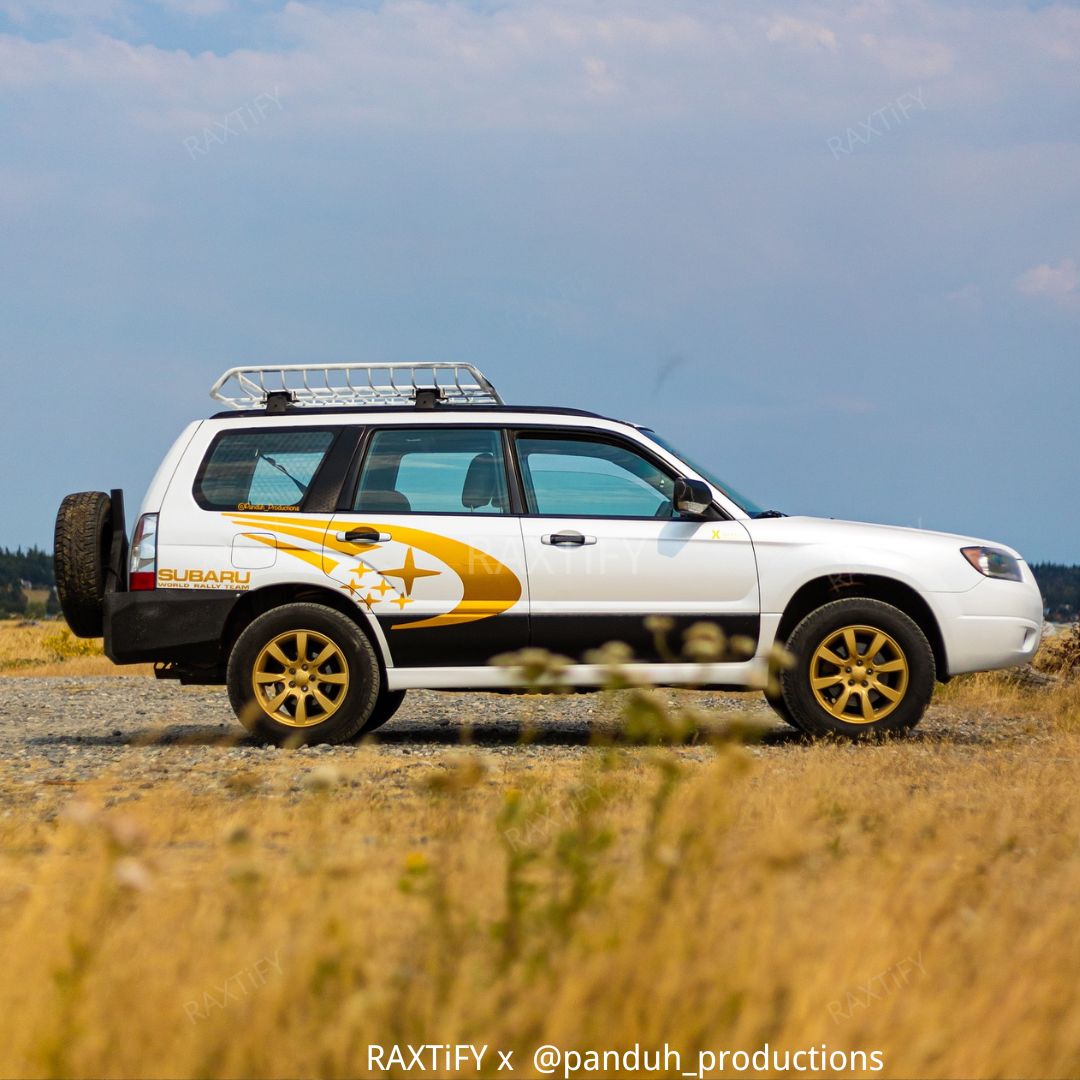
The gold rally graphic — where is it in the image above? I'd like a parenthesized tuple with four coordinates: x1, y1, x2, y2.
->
(225, 513, 522, 630)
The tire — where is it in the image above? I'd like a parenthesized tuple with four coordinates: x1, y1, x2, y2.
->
(779, 598, 935, 739)
(360, 689, 406, 735)
(227, 603, 381, 746)
(764, 688, 804, 732)
(53, 491, 112, 638)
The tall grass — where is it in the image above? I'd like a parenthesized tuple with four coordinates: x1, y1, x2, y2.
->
(0, 631, 1078, 1078)
(0, 726, 1077, 1078)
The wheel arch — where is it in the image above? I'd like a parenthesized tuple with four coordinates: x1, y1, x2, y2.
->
(221, 584, 390, 671)
(775, 574, 949, 682)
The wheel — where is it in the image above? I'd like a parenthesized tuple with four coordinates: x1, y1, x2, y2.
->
(779, 598, 935, 739)
(53, 491, 112, 638)
(227, 603, 381, 745)
(360, 689, 406, 735)
(764, 688, 804, 732)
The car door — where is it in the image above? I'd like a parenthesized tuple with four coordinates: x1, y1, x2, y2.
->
(325, 426, 530, 667)
(512, 429, 759, 661)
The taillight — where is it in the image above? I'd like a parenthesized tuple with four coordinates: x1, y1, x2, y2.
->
(129, 513, 158, 591)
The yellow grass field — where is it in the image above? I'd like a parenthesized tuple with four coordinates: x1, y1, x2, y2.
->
(0, 619, 152, 677)
(0, 618, 1077, 1078)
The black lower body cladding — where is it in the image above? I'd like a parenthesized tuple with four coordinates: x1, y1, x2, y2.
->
(105, 589, 762, 673)
(104, 590, 239, 666)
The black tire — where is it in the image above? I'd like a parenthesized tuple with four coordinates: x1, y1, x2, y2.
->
(779, 598, 935, 739)
(227, 603, 381, 746)
(764, 688, 804, 732)
(53, 491, 112, 638)
(360, 689, 407, 735)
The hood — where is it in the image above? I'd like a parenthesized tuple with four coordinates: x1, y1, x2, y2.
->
(739, 515, 1026, 593)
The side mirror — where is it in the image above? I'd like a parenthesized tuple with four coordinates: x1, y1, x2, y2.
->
(674, 477, 712, 518)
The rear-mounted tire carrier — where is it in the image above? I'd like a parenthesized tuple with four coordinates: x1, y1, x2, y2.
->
(54, 490, 128, 638)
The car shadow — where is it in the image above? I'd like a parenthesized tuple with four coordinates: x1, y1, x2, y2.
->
(26, 719, 805, 751)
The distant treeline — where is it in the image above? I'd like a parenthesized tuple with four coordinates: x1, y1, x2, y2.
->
(1030, 563, 1080, 620)
(0, 547, 57, 617)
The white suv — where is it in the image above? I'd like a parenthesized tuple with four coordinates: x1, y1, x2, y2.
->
(54, 363, 1043, 744)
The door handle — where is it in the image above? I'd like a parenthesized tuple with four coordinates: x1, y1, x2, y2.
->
(541, 531, 597, 546)
(336, 528, 391, 544)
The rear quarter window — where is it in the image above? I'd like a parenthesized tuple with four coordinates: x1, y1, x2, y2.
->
(194, 429, 337, 511)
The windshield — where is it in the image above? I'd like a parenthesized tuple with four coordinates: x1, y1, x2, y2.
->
(641, 429, 768, 517)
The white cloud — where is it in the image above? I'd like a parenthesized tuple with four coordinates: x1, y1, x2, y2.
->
(154, 0, 232, 15)
(764, 15, 837, 52)
(944, 284, 981, 311)
(1015, 258, 1080, 310)
(857, 32, 953, 79)
(0, 0, 1076, 145)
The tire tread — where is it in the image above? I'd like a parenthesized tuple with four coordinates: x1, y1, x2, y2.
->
(53, 491, 111, 638)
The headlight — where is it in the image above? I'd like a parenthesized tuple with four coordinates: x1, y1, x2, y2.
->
(960, 546, 1023, 582)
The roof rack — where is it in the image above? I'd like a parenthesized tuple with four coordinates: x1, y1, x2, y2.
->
(209, 362, 503, 411)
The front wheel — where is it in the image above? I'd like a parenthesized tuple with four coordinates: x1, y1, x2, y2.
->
(227, 603, 381, 745)
(779, 598, 935, 739)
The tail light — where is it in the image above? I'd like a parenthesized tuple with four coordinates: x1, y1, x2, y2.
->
(129, 513, 158, 591)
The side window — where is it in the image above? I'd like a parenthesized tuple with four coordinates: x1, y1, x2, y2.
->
(354, 428, 510, 515)
(516, 434, 675, 518)
(195, 430, 336, 510)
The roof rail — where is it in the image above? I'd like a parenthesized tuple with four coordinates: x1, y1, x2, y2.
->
(210, 363, 503, 411)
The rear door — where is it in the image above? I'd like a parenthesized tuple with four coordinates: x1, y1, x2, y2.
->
(325, 426, 529, 667)
(512, 429, 759, 661)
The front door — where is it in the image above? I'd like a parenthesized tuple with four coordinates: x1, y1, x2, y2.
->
(325, 426, 529, 667)
(512, 430, 759, 661)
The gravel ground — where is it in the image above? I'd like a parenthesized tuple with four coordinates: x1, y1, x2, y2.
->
(0, 677, 1048, 796)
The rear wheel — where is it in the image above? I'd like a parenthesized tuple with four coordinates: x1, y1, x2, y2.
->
(764, 688, 804, 732)
(779, 598, 935, 739)
(227, 603, 381, 745)
(53, 491, 112, 638)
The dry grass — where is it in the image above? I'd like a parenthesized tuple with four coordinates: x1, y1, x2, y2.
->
(0, 642, 1078, 1078)
(0, 619, 152, 677)
(0, 624, 1078, 1077)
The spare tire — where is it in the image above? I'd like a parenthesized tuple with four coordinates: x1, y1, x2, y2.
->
(54, 491, 112, 638)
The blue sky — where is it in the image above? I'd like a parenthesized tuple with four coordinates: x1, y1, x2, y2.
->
(2, 0, 1078, 560)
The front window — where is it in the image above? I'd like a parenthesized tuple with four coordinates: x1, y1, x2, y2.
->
(354, 428, 510, 515)
(642, 429, 766, 516)
(516, 434, 676, 518)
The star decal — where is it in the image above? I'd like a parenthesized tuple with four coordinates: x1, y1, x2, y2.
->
(361, 593, 379, 609)
(373, 579, 393, 597)
(390, 595, 413, 610)
(380, 548, 440, 597)
(340, 581, 362, 598)
(350, 562, 370, 581)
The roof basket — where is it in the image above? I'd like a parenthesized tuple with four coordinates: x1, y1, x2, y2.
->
(210, 363, 503, 411)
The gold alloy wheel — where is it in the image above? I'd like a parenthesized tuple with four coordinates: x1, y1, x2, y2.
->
(251, 629, 350, 728)
(809, 624, 910, 724)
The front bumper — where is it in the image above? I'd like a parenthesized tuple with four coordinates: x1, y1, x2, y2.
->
(933, 574, 1044, 676)
(104, 590, 240, 667)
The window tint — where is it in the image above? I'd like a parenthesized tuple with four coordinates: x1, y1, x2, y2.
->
(516, 435, 675, 518)
(354, 428, 509, 515)
(196, 430, 336, 510)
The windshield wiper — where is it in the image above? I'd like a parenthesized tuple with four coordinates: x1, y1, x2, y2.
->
(751, 509, 786, 519)
(262, 454, 309, 495)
